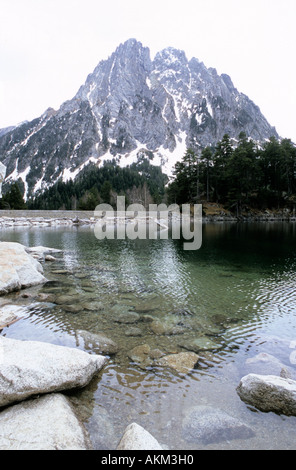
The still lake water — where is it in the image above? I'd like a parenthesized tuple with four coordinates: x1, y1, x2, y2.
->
(1, 222, 296, 450)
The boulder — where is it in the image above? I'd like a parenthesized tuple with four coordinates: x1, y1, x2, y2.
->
(0, 242, 46, 295)
(182, 405, 254, 444)
(117, 423, 163, 450)
(237, 374, 296, 416)
(0, 393, 92, 450)
(0, 336, 108, 407)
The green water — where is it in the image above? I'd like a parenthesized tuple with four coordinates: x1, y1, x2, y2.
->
(1, 222, 296, 450)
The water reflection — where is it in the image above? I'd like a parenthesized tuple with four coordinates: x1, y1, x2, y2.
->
(1, 223, 296, 449)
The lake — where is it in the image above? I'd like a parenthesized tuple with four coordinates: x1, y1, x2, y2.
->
(1, 221, 296, 450)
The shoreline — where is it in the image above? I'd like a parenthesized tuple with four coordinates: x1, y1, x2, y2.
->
(0, 209, 296, 227)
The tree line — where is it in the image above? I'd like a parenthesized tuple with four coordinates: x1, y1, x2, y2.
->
(1, 133, 295, 213)
(167, 133, 296, 214)
(27, 158, 168, 211)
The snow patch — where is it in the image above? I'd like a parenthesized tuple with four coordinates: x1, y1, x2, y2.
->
(62, 156, 100, 183)
(7, 158, 19, 181)
(18, 166, 31, 201)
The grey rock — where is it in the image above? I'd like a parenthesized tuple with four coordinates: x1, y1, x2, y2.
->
(182, 405, 254, 444)
(157, 352, 199, 375)
(0, 242, 46, 295)
(63, 304, 82, 314)
(125, 327, 142, 337)
(0, 304, 25, 327)
(237, 373, 296, 416)
(76, 329, 119, 355)
(0, 336, 107, 407)
(0, 393, 92, 450)
(25, 246, 62, 257)
(117, 423, 163, 450)
(88, 405, 117, 450)
(245, 352, 296, 380)
(115, 312, 140, 324)
(128, 344, 152, 366)
(178, 335, 220, 353)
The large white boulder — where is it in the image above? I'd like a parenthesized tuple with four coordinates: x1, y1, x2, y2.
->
(0, 336, 108, 407)
(0, 393, 92, 450)
(117, 423, 163, 450)
(237, 373, 296, 416)
(0, 242, 46, 295)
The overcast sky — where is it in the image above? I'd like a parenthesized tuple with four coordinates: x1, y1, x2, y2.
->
(1, 0, 295, 142)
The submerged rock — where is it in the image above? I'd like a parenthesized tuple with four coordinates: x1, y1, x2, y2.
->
(115, 312, 140, 324)
(158, 352, 199, 375)
(0, 305, 24, 328)
(245, 353, 296, 380)
(150, 318, 187, 336)
(54, 294, 80, 305)
(182, 405, 255, 444)
(178, 336, 220, 353)
(88, 405, 117, 450)
(0, 336, 108, 407)
(117, 423, 163, 450)
(127, 344, 165, 369)
(0, 393, 92, 450)
(76, 329, 119, 355)
(125, 327, 142, 337)
(0, 242, 46, 295)
(128, 344, 152, 367)
(237, 374, 296, 416)
(25, 246, 62, 262)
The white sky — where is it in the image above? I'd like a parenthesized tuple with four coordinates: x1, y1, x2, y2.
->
(0, 0, 295, 142)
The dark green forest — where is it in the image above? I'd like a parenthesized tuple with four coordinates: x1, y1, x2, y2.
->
(167, 133, 296, 214)
(27, 158, 168, 210)
(1, 133, 295, 214)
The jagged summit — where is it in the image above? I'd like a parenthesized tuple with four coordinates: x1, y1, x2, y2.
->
(0, 38, 278, 199)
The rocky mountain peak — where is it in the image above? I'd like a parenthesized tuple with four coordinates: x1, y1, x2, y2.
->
(0, 38, 279, 199)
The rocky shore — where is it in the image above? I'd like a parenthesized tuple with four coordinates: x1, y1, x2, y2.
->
(1, 233, 296, 449)
(0, 241, 164, 450)
(1, 207, 296, 228)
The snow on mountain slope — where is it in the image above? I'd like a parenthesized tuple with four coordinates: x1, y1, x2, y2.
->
(0, 39, 278, 199)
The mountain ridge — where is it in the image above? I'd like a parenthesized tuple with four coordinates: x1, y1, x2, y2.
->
(0, 38, 278, 199)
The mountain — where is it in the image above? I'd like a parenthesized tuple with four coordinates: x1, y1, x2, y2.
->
(0, 38, 278, 200)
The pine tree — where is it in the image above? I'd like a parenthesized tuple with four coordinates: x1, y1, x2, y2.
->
(3, 183, 26, 210)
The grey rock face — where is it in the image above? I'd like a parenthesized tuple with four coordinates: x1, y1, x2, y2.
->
(0, 39, 278, 199)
